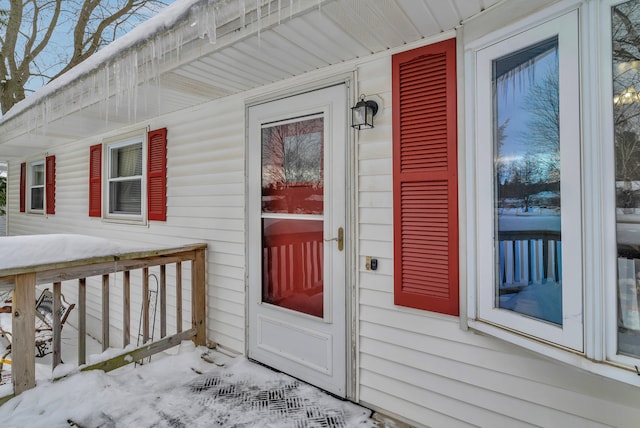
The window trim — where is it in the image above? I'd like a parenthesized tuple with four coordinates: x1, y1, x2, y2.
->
(27, 159, 45, 214)
(22, 155, 54, 216)
(104, 134, 147, 224)
(600, 0, 640, 369)
(465, 0, 640, 386)
(474, 9, 583, 352)
(89, 127, 167, 224)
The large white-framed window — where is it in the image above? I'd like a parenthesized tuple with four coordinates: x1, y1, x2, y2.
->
(27, 159, 45, 213)
(105, 136, 145, 221)
(603, 0, 640, 368)
(466, 0, 640, 384)
(473, 10, 583, 352)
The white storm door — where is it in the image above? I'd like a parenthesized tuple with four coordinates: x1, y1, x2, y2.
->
(248, 85, 348, 397)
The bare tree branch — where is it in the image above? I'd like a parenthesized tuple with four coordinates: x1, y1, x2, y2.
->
(0, 0, 166, 114)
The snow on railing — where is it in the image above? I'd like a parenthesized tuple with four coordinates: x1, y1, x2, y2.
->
(0, 238, 206, 402)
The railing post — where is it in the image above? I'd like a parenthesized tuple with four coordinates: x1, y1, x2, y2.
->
(176, 262, 182, 333)
(12, 272, 36, 394)
(123, 271, 130, 347)
(102, 274, 110, 351)
(52, 282, 62, 368)
(78, 278, 87, 365)
(191, 248, 206, 346)
(160, 265, 166, 338)
(142, 267, 149, 343)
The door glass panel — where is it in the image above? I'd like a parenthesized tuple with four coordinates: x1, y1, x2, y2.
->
(262, 218, 324, 317)
(261, 116, 325, 317)
(261, 117, 323, 214)
(612, 0, 640, 358)
(493, 37, 563, 325)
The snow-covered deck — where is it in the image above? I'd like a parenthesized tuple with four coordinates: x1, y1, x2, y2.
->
(0, 234, 207, 400)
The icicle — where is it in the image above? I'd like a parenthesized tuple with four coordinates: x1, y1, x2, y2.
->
(257, 0, 261, 28)
(240, 0, 246, 28)
(210, 6, 217, 43)
(132, 52, 139, 122)
(496, 47, 557, 105)
(104, 65, 110, 127)
(257, 0, 261, 43)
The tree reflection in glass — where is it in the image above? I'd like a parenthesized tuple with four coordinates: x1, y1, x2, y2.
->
(612, 0, 640, 358)
(493, 37, 563, 325)
(260, 116, 325, 318)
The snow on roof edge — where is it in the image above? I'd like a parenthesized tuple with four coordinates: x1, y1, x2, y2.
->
(0, 0, 225, 124)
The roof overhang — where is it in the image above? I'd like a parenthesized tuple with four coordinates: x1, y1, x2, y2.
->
(0, 0, 503, 160)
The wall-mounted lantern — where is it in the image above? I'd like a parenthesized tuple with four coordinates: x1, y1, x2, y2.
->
(351, 94, 379, 130)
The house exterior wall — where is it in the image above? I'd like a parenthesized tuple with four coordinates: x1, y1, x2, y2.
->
(5, 1, 640, 426)
(6, 96, 247, 352)
(354, 50, 640, 427)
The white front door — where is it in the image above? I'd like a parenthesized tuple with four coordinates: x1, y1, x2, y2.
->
(248, 84, 348, 397)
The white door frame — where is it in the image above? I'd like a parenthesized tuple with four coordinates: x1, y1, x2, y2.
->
(246, 83, 353, 398)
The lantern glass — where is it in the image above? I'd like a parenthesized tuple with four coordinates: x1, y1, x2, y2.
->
(351, 98, 378, 130)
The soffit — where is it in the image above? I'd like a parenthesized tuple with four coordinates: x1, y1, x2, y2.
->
(0, 0, 502, 159)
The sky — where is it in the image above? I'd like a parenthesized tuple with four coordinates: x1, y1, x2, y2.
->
(11, 0, 174, 95)
(496, 47, 558, 162)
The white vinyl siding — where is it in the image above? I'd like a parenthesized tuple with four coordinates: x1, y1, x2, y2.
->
(6, 96, 246, 353)
(355, 41, 640, 427)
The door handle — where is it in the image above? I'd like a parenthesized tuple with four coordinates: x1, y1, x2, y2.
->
(325, 227, 344, 251)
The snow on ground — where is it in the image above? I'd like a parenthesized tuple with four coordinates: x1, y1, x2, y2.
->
(0, 342, 375, 428)
(0, 341, 215, 427)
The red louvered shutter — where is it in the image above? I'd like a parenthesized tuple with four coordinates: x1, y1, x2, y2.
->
(392, 38, 459, 315)
(89, 144, 102, 217)
(147, 128, 167, 221)
(19, 162, 26, 213)
(45, 155, 56, 215)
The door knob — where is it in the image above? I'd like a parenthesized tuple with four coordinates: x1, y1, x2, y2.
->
(325, 227, 344, 251)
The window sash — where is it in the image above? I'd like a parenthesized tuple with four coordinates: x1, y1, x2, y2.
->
(107, 139, 144, 218)
(475, 10, 583, 351)
(28, 161, 45, 212)
(602, 0, 640, 367)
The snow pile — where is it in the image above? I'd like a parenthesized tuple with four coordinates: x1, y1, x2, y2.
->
(0, 234, 154, 270)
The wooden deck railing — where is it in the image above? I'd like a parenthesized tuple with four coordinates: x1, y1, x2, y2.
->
(498, 230, 561, 292)
(0, 242, 207, 400)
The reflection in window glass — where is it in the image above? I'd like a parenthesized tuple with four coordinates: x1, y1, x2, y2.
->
(261, 117, 324, 215)
(260, 115, 325, 318)
(613, 0, 640, 358)
(493, 37, 563, 325)
(262, 218, 324, 317)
